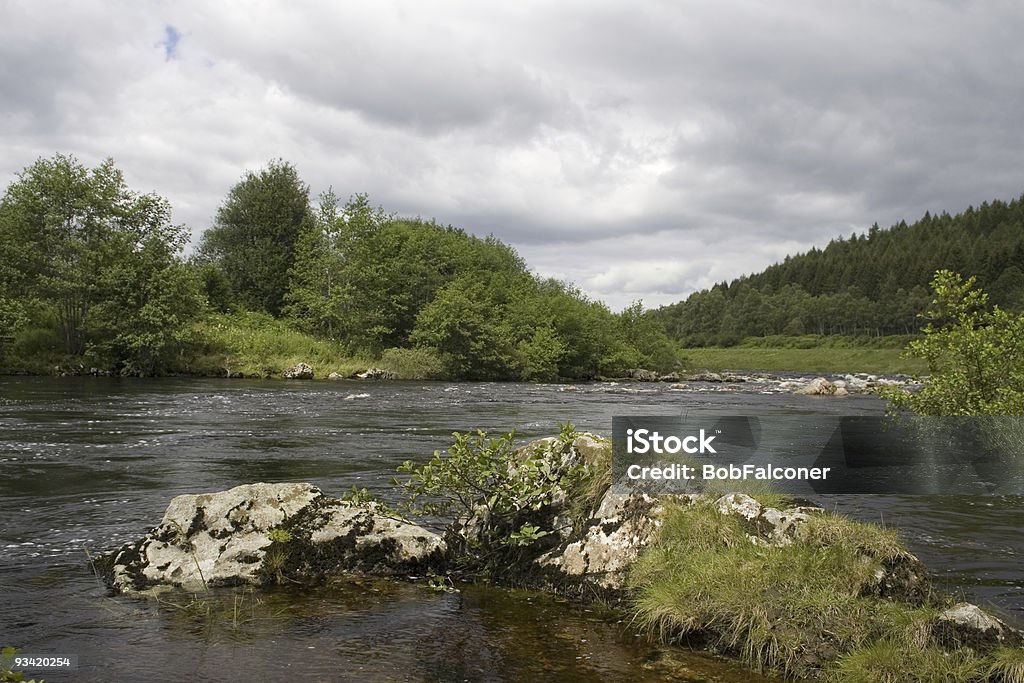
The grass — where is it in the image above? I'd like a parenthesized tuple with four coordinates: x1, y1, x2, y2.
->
(627, 497, 1024, 681)
(680, 346, 927, 375)
(155, 586, 289, 634)
(1, 311, 451, 379)
(184, 311, 374, 378)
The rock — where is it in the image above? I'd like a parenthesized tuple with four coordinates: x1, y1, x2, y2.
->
(536, 490, 667, 592)
(715, 493, 822, 547)
(355, 367, 396, 380)
(681, 371, 725, 382)
(658, 372, 680, 382)
(623, 368, 659, 382)
(842, 374, 870, 392)
(327, 372, 343, 380)
(284, 362, 314, 379)
(794, 377, 835, 395)
(100, 482, 444, 594)
(932, 602, 1024, 650)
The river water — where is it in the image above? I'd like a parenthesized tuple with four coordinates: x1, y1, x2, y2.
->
(1, 377, 1022, 682)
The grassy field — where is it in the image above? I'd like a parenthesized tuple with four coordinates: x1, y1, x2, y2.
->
(680, 346, 927, 375)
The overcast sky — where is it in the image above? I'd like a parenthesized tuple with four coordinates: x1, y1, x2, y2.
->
(3, 1, 1023, 310)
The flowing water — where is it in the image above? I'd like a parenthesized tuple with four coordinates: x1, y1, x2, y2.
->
(1, 377, 1022, 682)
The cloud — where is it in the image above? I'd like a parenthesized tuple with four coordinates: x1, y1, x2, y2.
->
(1, 1, 1023, 311)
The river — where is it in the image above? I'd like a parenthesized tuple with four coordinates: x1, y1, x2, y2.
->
(1, 377, 1022, 682)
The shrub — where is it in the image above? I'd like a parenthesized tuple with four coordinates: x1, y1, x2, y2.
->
(880, 270, 1024, 415)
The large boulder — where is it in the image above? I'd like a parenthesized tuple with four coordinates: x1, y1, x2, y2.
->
(536, 490, 667, 593)
(100, 482, 444, 594)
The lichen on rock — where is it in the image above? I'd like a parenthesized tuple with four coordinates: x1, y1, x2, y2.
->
(99, 482, 444, 595)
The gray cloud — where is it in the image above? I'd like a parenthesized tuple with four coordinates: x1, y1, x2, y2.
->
(2, 1, 1023, 311)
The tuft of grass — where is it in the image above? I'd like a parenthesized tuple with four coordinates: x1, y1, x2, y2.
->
(156, 586, 287, 631)
(628, 496, 1024, 680)
(549, 426, 616, 525)
(827, 639, 985, 683)
(990, 646, 1024, 683)
(628, 499, 936, 678)
(798, 511, 908, 563)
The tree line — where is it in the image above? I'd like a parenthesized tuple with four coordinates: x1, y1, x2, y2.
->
(652, 196, 1024, 346)
(0, 155, 677, 379)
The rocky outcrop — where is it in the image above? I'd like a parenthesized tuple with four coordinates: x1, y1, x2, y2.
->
(284, 362, 314, 379)
(535, 490, 667, 593)
(99, 482, 444, 595)
(525, 485, 932, 604)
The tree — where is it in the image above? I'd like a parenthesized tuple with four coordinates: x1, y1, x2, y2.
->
(0, 154, 202, 373)
(410, 273, 521, 379)
(198, 159, 312, 316)
(881, 270, 1024, 415)
(282, 189, 346, 337)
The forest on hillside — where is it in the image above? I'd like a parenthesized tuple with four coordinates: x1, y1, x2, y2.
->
(0, 155, 676, 379)
(652, 197, 1024, 346)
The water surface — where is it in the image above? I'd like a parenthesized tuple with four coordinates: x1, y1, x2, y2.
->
(1, 377, 1021, 681)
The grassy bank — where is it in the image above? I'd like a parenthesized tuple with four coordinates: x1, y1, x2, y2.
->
(681, 346, 926, 375)
(629, 497, 1024, 681)
(0, 311, 446, 380)
(183, 312, 447, 380)
(678, 334, 927, 375)
(182, 312, 373, 378)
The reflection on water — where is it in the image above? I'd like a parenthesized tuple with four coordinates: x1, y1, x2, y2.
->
(1, 376, 1022, 681)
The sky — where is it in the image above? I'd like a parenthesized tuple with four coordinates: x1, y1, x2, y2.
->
(2, 1, 1023, 310)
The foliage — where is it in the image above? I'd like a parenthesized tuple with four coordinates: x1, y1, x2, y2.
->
(880, 270, 1024, 415)
(3, 154, 680, 381)
(392, 424, 592, 575)
(0, 648, 42, 683)
(654, 194, 1024, 345)
(267, 528, 292, 544)
(514, 326, 567, 382)
(197, 159, 312, 316)
(0, 154, 201, 374)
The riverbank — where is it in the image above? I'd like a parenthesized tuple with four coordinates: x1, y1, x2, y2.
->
(680, 346, 926, 375)
(1, 313, 928, 380)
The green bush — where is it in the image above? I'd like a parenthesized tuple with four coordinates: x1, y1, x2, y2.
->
(880, 270, 1024, 415)
(382, 424, 603, 577)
